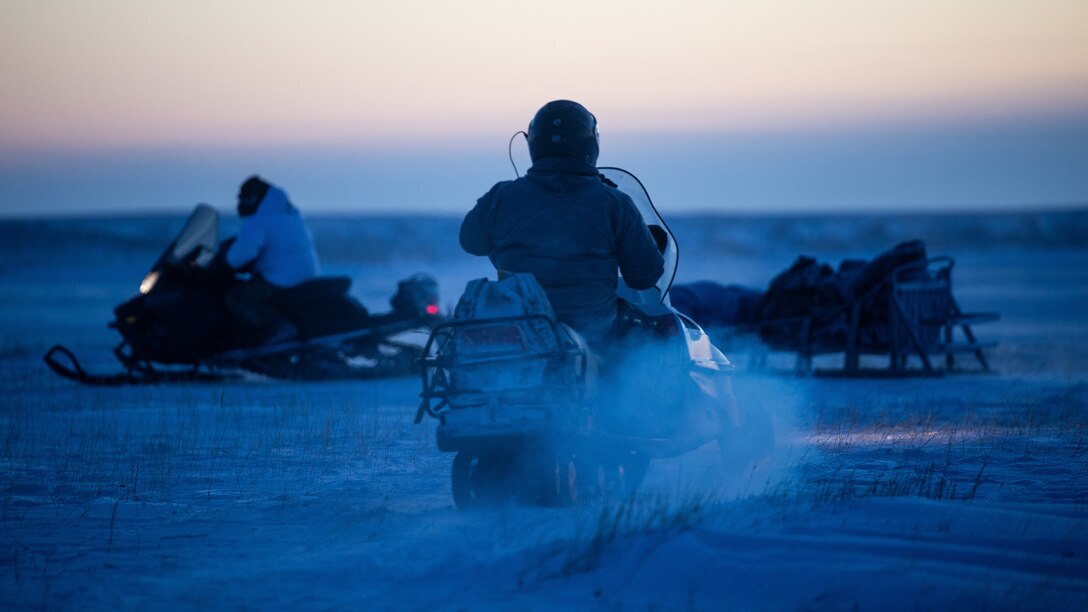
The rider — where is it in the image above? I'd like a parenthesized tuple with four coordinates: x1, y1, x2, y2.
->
(223, 175, 320, 343)
(459, 100, 664, 344)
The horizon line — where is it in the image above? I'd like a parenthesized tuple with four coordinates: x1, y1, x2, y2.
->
(4, 202, 1087, 221)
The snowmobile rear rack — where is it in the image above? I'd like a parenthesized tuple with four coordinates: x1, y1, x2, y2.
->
(415, 314, 586, 423)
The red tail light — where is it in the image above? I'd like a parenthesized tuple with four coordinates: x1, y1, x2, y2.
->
(426, 304, 439, 316)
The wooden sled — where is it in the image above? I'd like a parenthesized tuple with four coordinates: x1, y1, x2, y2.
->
(750, 257, 999, 377)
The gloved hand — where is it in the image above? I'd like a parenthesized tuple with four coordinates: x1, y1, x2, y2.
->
(648, 225, 669, 254)
(203, 237, 236, 282)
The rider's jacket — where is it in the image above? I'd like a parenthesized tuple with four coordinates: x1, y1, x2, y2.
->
(226, 184, 320, 288)
(460, 157, 664, 341)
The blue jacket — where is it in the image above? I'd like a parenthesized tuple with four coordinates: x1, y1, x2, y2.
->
(226, 184, 320, 287)
(460, 157, 664, 341)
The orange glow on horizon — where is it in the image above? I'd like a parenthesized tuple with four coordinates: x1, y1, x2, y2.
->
(1, 1, 1087, 150)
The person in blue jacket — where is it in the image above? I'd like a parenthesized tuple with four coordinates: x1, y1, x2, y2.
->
(223, 175, 320, 342)
(459, 100, 664, 343)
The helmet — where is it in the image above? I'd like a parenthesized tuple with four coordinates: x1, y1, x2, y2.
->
(527, 100, 599, 166)
(237, 175, 270, 217)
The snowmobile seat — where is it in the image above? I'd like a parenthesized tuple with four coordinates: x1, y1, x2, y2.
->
(272, 276, 370, 338)
(279, 276, 353, 300)
(601, 298, 681, 347)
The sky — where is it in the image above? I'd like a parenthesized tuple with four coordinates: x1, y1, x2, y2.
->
(1, 0, 1087, 216)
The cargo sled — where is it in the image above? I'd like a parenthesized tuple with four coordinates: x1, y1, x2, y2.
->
(752, 243, 999, 376)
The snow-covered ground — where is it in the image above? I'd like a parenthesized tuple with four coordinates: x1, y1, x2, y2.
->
(1, 210, 1086, 610)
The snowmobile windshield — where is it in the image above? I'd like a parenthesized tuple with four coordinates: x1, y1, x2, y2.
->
(166, 204, 219, 268)
(597, 167, 678, 303)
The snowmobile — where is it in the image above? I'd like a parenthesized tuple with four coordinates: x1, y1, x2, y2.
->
(45, 204, 442, 385)
(416, 167, 773, 508)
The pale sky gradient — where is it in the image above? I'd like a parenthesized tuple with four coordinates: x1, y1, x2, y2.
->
(1, 0, 1087, 215)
